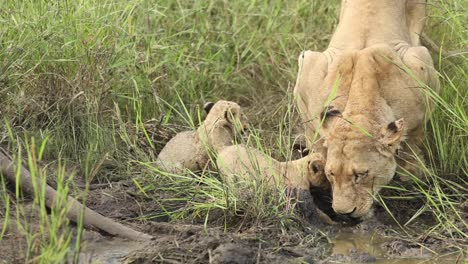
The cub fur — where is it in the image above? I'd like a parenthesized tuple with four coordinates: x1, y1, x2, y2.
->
(217, 145, 327, 191)
(217, 145, 334, 225)
(156, 100, 248, 174)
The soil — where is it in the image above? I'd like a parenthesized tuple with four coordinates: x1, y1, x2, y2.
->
(0, 171, 466, 263)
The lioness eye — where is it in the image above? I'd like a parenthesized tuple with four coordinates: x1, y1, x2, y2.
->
(354, 170, 369, 183)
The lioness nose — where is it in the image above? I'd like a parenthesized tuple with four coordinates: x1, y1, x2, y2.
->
(335, 207, 356, 216)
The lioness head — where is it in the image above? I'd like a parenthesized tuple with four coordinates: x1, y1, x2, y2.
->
(321, 108, 405, 219)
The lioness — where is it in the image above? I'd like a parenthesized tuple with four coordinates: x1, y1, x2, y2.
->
(156, 100, 248, 174)
(294, 0, 439, 218)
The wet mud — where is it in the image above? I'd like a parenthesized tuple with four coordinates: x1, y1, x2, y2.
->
(1, 176, 466, 263)
(78, 183, 465, 263)
(77, 220, 464, 264)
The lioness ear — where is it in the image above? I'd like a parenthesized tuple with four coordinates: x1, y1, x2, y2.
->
(380, 118, 404, 146)
(204, 102, 215, 114)
(320, 105, 342, 126)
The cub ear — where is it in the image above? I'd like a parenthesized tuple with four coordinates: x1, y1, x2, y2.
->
(308, 159, 325, 175)
(224, 107, 240, 125)
(380, 118, 404, 146)
(307, 157, 327, 187)
(203, 102, 215, 114)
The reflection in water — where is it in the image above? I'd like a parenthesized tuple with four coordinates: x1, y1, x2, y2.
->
(333, 231, 388, 257)
(332, 231, 463, 264)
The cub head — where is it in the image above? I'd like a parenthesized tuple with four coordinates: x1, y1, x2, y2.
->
(200, 100, 249, 147)
(321, 107, 405, 219)
(203, 100, 249, 134)
(302, 153, 328, 189)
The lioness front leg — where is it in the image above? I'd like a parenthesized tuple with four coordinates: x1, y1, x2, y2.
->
(291, 186, 334, 226)
(396, 138, 425, 180)
(395, 45, 439, 180)
(394, 123, 425, 180)
(285, 173, 334, 226)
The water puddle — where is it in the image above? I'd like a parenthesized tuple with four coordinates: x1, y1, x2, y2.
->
(333, 231, 389, 258)
(75, 230, 464, 263)
(332, 231, 464, 264)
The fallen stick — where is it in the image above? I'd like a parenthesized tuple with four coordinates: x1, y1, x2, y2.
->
(0, 148, 153, 241)
(421, 33, 468, 60)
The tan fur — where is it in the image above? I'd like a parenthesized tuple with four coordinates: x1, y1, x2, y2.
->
(217, 145, 337, 224)
(294, 0, 439, 218)
(156, 101, 248, 174)
(217, 145, 328, 193)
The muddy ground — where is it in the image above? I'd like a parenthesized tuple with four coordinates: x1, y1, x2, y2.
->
(1, 175, 466, 264)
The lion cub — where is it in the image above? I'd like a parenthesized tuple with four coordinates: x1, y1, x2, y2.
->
(217, 145, 328, 192)
(216, 145, 334, 225)
(156, 100, 248, 174)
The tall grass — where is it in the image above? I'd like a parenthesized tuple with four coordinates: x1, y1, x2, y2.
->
(0, 135, 78, 262)
(0, 0, 466, 261)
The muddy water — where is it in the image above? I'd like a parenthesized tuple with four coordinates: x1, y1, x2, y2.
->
(332, 231, 389, 258)
(77, 227, 464, 263)
(332, 231, 463, 264)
